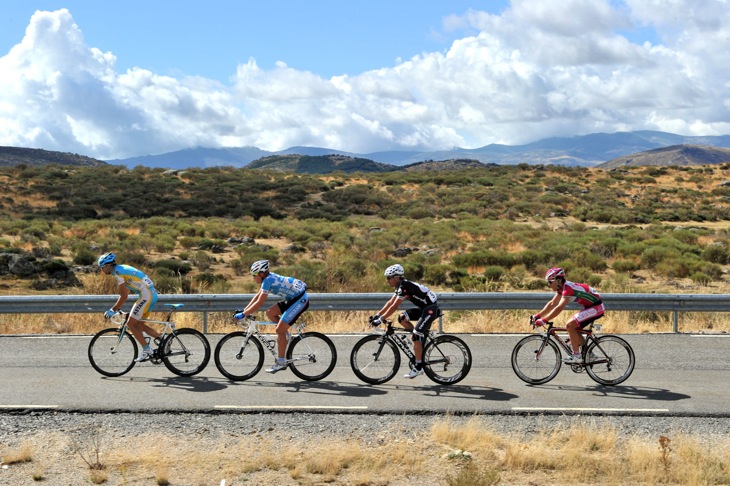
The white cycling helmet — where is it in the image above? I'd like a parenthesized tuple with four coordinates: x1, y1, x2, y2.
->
(250, 259, 270, 275)
(545, 267, 565, 282)
(384, 264, 404, 278)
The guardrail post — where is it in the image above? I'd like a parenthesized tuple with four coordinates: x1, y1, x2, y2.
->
(673, 310, 678, 333)
(202, 309, 208, 334)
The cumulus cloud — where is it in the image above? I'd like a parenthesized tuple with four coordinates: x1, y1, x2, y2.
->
(0, 1, 729, 159)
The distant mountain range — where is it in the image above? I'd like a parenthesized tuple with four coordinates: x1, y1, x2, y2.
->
(3, 130, 730, 172)
(106, 130, 730, 169)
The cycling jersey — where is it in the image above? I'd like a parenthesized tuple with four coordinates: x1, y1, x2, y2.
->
(112, 264, 157, 320)
(560, 281, 602, 308)
(394, 279, 437, 308)
(112, 264, 155, 292)
(260, 272, 307, 299)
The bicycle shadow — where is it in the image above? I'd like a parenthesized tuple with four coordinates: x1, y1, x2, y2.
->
(222, 379, 389, 398)
(108, 376, 230, 393)
(530, 384, 691, 402)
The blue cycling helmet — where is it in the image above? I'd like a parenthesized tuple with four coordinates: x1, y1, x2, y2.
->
(97, 252, 116, 267)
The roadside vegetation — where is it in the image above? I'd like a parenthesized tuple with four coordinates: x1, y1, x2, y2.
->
(1, 417, 728, 485)
(1, 162, 728, 297)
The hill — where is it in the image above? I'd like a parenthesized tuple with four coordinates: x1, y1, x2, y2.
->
(104, 130, 730, 169)
(0, 146, 107, 167)
(599, 144, 730, 169)
(245, 154, 395, 173)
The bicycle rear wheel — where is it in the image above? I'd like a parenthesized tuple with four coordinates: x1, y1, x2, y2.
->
(287, 332, 337, 381)
(160, 328, 211, 377)
(350, 334, 400, 384)
(584, 335, 635, 385)
(423, 335, 472, 385)
(214, 331, 265, 381)
(511, 335, 561, 384)
(88, 328, 138, 377)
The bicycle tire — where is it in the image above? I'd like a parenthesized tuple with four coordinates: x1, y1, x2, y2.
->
(286, 332, 337, 381)
(584, 335, 635, 386)
(214, 331, 265, 381)
(88, 328, 138, 377)
(350, 334, 401, 384)
(422, 335, 472, 385)
(511, 334, 562, 385)
(160, 328, 211, 377)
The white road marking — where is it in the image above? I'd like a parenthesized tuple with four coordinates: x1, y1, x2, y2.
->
(512, 407, 669, 413)
(215, 405, 368, 410)
(690, 335, 730, 338)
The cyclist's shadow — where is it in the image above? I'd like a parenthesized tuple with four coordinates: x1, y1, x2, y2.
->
(533, 383, 691, 402)
(231, 380, 389, 398)
(419, 384, 518, 402)
(142, 376, 229, 393)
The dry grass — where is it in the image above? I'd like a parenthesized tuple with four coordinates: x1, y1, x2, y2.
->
(1, 419, 728, 485)
(1, 306, 729, 336)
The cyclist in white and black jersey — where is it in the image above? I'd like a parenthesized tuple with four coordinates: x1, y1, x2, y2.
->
(234, 260, 309, 373)
(370, 264, 440, 379)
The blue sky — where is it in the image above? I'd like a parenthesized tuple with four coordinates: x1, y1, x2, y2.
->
(1, 1, 510, 81)
(1, 1, 729, 160)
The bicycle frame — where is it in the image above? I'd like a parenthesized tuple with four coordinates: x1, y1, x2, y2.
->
(109, 304, 180, 354)
(235, 318, 307, 364)
(374, 321, 435, 365)
(534, 320, 609, 367)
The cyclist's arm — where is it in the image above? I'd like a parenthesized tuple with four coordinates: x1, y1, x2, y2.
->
(540, 295, 569, 322)
(377, 295, 402, 319)
(242, 289, 268, 315)
(111, 283, 129, 312)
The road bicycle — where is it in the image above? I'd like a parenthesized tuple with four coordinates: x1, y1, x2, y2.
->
(88, 304, 211, 377)
(214, 316, 337, 381)
(350, 318, 472, 385)
(511, 316, 635, 386)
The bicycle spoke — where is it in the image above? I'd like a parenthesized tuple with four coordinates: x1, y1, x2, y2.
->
(511, 335, 561, 385)
(287, 332, 337, 381)
(585, 335, 635, 385)
(350, 335, 400, 385)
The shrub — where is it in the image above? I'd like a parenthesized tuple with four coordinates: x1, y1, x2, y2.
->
(73, 247, 97, 266)
(690, 272, 711, 286)
(153, 259, 192, 276)
(612, 260, 639, 273)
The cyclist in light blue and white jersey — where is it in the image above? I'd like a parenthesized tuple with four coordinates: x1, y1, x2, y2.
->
(234, 260, 309, 373)
(98, 252, 160, 362)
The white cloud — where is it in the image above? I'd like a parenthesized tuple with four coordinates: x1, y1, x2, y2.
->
(0, 2, 729, 159)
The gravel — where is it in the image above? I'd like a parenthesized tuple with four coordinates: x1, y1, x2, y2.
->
(2, 411, 729, 445)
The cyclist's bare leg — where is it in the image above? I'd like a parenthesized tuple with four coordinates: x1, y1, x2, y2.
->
(565, 319, 584, 354)
(266, 307, 291, 360)
(274, 320, 291, 359)
(127, 317, 149, 347)
(399, 316, 423, 361)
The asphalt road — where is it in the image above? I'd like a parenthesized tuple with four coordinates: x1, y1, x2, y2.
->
(1, 333, 728, 416)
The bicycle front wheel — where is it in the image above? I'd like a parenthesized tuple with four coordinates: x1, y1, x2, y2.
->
(511, 335, 561, 385)
(214, 331, 265, 381)
(160, 328, 211, 377)
(423, 335, 472, 385)
(350, 334, 400, 385)
(286, 332, 337, 381)
(88, 328, 138, 377)
(584, 335, 635, 386)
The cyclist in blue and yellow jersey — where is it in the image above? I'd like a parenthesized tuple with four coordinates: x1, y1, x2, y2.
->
(370, 264, 440, 379)
(233, 260, 309, 373)
(98, 252, 160, 362)
(533, 267, 605, 364)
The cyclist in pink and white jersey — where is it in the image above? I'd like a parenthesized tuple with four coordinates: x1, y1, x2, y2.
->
(532, 267, 605, 364)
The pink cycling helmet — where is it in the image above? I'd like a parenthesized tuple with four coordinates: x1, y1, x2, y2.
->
(545, 267, 565, 281)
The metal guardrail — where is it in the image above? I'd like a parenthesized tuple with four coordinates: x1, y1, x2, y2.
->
(1, 292, 729, 332)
